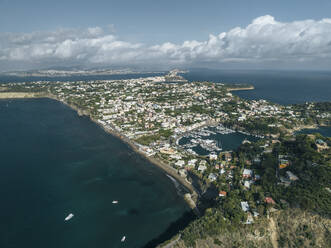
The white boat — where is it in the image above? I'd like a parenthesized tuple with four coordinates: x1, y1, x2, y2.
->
(121, 236, 126, 242)
(64, 213, 74, 221)
(112, 200, 118, 204)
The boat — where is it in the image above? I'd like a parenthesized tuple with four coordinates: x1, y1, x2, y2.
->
(64, 213, 74, 221)
(121, 236, 126, 242)
(112, 200, 118, 204)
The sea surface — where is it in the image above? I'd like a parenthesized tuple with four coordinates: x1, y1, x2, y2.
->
(296, 126, 331, 137)
(0, 98, 189, 248)
(185, 69, 331, 105)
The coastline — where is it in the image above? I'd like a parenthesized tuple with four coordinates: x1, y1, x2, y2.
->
(289, 124, 319, 134)
(0, 92, 44, 99)
(226, 86, 255, 91)
(0, 92, 199, 211)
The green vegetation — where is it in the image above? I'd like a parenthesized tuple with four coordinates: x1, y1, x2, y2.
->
(135, 129, 174, 145)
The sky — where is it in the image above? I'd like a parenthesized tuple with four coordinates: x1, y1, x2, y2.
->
(1, 0, 331, 71)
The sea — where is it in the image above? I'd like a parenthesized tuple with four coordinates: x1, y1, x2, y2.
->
(0, 98, 189, 248)
(185, 69, 331, 105)
(296, 126, 331, 137)
(0, 69, 330, 247)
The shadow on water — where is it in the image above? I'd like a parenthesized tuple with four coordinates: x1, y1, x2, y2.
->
(141, 210, 197, 248)
(141, 174, 220, 248)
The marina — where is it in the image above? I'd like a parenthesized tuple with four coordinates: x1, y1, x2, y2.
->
(177, 124, 259, 156)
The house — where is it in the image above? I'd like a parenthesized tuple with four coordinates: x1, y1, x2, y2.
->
(199, 160, 207, 166)
(209, 153, 218, 160)
(264, 197, 276, 205)
(286, 171, 299, 181)
(219, 191, 227, 197)
(160, 147, 176, 155)
(208, 173, 217, 182)
(197, 164, 207, 172)
(245, 213, 254, 224)
(219, 168, 226, 175)
(244, 180, 253, 189)
(187, 159, 197, 168)
(243, 169, 253, 178)
(279, 159, 290, 169)
(175, 160, 185, 167)
(241, 201, 250, 212)
(170, 154, 181, 160)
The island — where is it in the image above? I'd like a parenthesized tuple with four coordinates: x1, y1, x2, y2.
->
(0, 73, 330, 248)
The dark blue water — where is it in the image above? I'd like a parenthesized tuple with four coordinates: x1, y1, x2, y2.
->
(185, 69, 331, 105)
(296, 126, 331, 137)
(0, 98, 188, 248)
(0, 73, 164, 83)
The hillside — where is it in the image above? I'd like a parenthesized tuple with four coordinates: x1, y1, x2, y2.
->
(160, 209, 331, 248)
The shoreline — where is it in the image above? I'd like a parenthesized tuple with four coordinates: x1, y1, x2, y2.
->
(226, 86, 255, 91)
(0, 92, 199, 211)
(289, 124, 319, 134)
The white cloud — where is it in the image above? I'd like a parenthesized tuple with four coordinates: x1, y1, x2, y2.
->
(1, 16, 331, 71)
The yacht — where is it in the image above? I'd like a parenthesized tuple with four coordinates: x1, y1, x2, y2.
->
(64, 213, 74, 221)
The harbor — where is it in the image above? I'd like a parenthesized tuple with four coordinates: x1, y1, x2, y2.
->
(177, 124, 260, 156)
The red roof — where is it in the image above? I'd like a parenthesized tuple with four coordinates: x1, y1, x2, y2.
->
(219, 191, 227, 197)
(264, 197, 276, 205)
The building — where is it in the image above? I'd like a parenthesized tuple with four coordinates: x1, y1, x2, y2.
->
(209, 153, 218, 160)
(279, 159, 290, 169)
(264, 197, 276, 205)
(243, 169, 253, 178)
(208, 173, 217, 182)
(197, 164, 207, 172)
(219, 191, 227, 197)
(175, 160, 185, 167)
(286, 171, 299, 181)
(241, 201, 250, 212)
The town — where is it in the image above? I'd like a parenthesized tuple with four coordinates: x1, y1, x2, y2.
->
(2, 75, 330, 236)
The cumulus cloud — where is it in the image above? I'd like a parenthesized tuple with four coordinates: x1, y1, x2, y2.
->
(1, 15, 331, 71)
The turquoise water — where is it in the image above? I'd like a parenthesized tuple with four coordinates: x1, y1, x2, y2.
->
(0, 98, 188, 248)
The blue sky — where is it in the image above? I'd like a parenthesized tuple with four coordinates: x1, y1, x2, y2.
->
(1, 0, 331, 43)
(1, 0, 331, 71)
